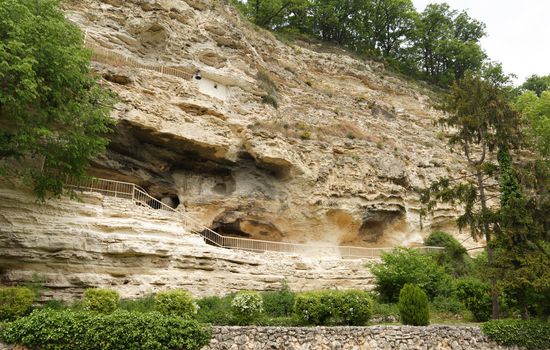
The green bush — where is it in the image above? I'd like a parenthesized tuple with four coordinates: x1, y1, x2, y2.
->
(425, 231, 472, 277)
(293, 291, 334, 325)
(119, 295, 155, 313)
(371, 247, 449, 302)
(481, 319, 550, 350)
(332, 290, 373, 326)
(371, 300, 400, 322)
(0, 287, 35, 321)
(82, 288, 119, 314)
(154, 290, 198, 319)
(454, 277, 491, 322)
(230, 291, 263, 325)
(431, 295, 464, 315)
(195, 295, 233, 325)
(398, 284, 430, 326)
(294, 290, 372, 326)
(262, 282, 295, 317)
(0, 309, 212, 350)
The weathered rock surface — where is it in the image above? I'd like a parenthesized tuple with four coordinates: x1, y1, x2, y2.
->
(0, 187, 374, 300)
(204, 326, 524, 350)
(58, 0, 477, 248)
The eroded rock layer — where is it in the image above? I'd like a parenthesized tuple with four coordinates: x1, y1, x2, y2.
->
(0, 188, 373, 300)
(56, 0, 478, 249)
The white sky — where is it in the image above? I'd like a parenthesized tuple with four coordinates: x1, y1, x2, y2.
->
(412, 0, 550, 85)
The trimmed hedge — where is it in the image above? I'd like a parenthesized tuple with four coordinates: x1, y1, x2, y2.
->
(0, 287, 34, 321)
(0, 309, 212, 350)
(332, 290, 373, 326)
(82, 288, 119, 314)
(293, 290, 372, 326)
(398, 284, 430, 326)
(481, 319, 550, 350)
(293, 291, 333, 325)
(154, 290, 198, 319)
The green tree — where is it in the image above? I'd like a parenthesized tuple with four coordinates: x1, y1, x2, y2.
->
(419, 73, 522, 319)
(412, 4, 486, 86)
(370, 247, 449, 303)
(0, 0, 114, 197)
(521, 74, 550, 97)
(515, 91, 550, 158)
(491, 91, 550, 319)
(233, 0, 309, 29)
(309, 0, 363, 46)
(363, 0, 417, 57)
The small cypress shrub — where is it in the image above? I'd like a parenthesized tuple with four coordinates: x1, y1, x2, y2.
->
(154, 290, 198, 319)
(82, 288, 120, 314)
(398, 284, 429, 326)
(230, 291, 263, 325)
(0, 287, 35, 321)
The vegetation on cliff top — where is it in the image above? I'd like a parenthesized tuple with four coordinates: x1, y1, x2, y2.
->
(233, 0, 489, 87)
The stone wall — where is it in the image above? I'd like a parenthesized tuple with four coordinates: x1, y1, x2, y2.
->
(204, 326, 523, 350)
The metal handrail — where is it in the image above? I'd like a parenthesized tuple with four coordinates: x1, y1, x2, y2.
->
(84, 37, 194, 81)
(65, 177, 443, 258)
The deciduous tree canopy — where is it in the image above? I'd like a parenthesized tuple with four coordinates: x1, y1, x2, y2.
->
(0, 0, 114, 197)
(232, 0, 487, 87)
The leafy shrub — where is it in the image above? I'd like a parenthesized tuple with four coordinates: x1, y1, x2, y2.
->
(425, 231, 472, 277)
(82, 288, 119, 314)
(299, 130, 311, 140)
(371, 247, 449, 302)
(398, 284, 430, 326)
(425, 232, 466, 253)
(262, 282, 295, 317)
(332, 290, 373, 326)
(454, 277, 491, 322)
(482, 319, 550, 350)
(371, 300, 400, 323)
(0, 287, 34, 321)
(261, 94, 278, 108)
(0, 309, 212, 350)
(231, 291, 263, 325)
(119, 295, 155, 313)
(293, 291, 334, 325)
(195, 295, 233, 325)
(154, 290, 198, 319)
(431, 295, 464, 315)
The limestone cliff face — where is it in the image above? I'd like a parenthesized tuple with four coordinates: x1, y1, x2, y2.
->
(60, 0, 471, 248)
(0, 188, 373, 300)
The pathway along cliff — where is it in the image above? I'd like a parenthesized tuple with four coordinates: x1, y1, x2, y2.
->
(60, 0, 474, 250)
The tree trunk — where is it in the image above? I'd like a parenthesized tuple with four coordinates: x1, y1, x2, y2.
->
(476, 170, 500, 319)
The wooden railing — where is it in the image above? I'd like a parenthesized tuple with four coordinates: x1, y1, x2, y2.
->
(66, 177, 443, 259)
